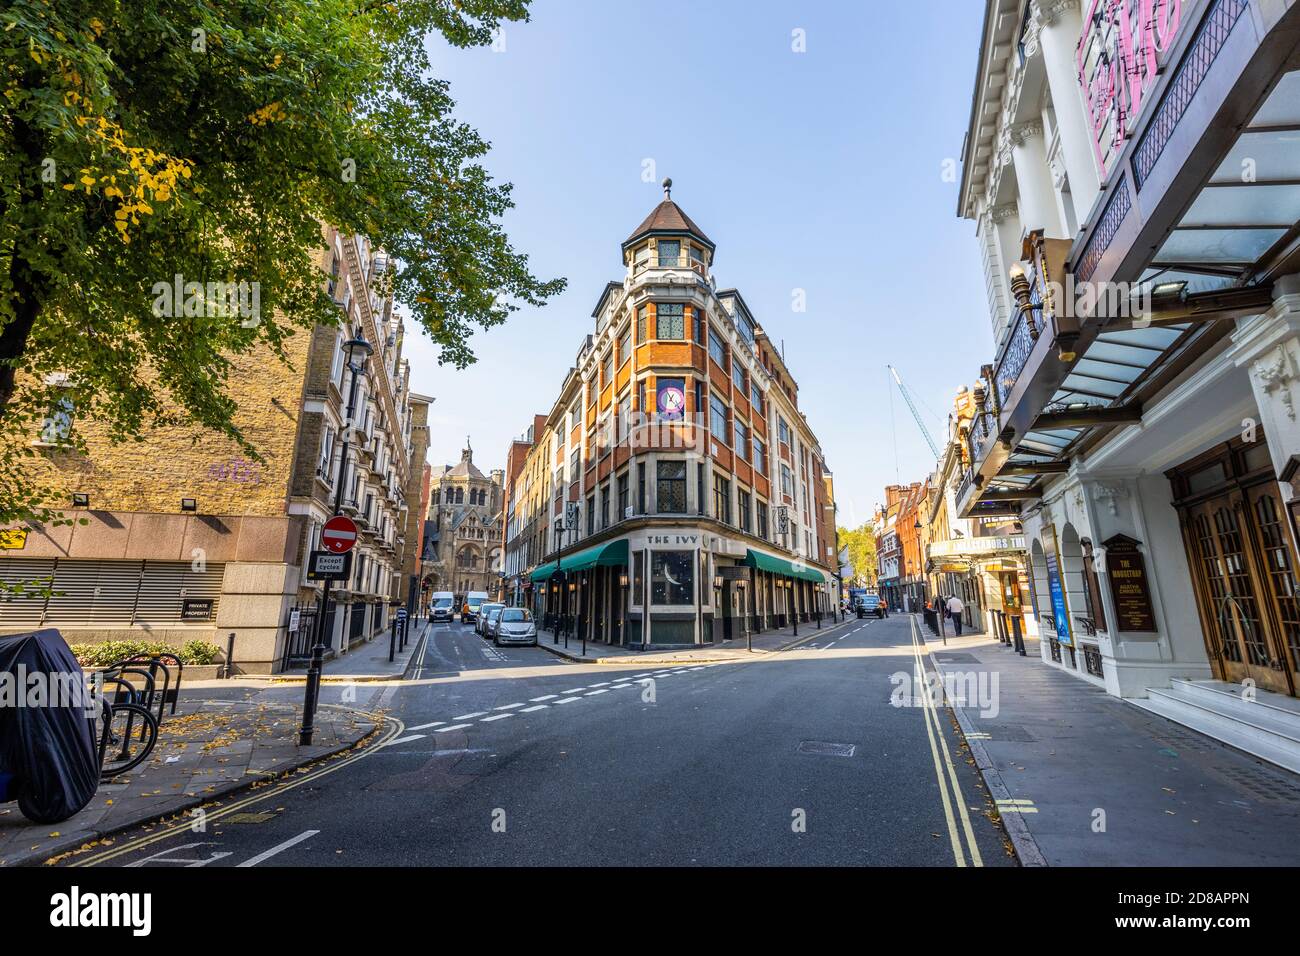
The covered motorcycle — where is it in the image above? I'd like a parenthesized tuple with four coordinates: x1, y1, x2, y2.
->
(0, 628, 100, 824)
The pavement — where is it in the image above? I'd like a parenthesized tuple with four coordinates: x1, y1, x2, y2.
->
(0, 693, 385, 867)
(59, 612, 1015, 867)
(533, 614, 867, 663)
(926, 625, 1300, 866)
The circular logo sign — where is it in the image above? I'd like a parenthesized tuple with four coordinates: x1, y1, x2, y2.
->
(658, 384, 685, 419)
(321, 515, 359, 554)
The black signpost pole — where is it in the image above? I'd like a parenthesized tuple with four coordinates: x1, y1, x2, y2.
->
(300, 335, 371, 747)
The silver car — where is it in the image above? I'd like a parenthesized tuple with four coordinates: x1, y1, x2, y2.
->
(476, 603, 505, 637)
(483, 605, 505, 640)
(493, 607, 538, 646)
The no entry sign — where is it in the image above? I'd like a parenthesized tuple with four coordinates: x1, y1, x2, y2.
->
(321, 515, 358, 554)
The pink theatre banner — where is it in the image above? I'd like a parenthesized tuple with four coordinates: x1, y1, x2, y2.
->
(1076, 0, 1182, 179)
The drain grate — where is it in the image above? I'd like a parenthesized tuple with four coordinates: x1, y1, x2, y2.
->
(981, 723, 1035, 742)
(1217, 765, 1300, 805)
(934, 653, 980, 663)
(797, 740, 856, 758)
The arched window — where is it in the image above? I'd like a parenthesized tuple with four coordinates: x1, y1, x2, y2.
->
(455, 487, 464, 504)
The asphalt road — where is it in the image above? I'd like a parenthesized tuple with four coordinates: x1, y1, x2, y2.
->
(74, 614, 1015, 867)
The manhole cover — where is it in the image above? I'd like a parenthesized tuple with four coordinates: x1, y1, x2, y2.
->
(798, 740, 856, 757)
(981, 724, 1035, 742)
(224, 812, 278, 824)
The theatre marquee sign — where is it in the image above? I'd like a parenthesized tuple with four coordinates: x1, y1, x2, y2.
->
(1076, 0, 1182, 179)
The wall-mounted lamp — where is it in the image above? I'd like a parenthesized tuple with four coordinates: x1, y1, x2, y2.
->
(713, 575, 723, 589)
(72, 493, 89, 508)
(619, 573, 629, 588)
(181, 498, 198, 513)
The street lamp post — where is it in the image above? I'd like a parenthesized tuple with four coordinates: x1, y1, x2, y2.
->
(619, 572, 630, 647)
(300, 333, 373, 746)
(815, 583, 823, 629)
(736, 578, 750, 652)
(787, 579, 798, 638)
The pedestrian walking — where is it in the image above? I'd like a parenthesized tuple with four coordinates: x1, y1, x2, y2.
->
(946, 594, 965, 635)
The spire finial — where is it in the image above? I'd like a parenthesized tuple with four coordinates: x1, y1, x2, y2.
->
(662, 177, 672, 200)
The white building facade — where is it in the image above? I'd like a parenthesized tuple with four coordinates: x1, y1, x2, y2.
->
(958, 0, 1300, 771)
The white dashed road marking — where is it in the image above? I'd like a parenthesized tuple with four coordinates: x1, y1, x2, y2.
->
(584, 689, 609, 696)
(481, 713, 513, 722)
(383, 734, 426, 747)
(520, 705, 549, 713)
(236, 830, 320, 868)
(453, 712, 487, 720)
(405, 721, 445, 732)
(436, 723, 473, 733)
(493, 703, 525, 710)
(529, 695, 558, 702)
(555, 697, 581, 704)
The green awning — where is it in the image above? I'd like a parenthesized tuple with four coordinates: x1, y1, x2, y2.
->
(743, 549, 826, 584)
(529, 562, 560, 583)
(558, 539, 629, 573)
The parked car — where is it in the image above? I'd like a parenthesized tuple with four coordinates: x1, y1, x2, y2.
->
(476, 603, 505, 637)
(483, 606, 505, 640)
(430, 593, 455, 623)
(494, 607, 538, 646)
(461, 590, 490, 624)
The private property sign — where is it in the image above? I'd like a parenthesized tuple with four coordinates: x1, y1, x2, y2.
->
(1077, 0, 1182, 178)
(321, 515, 358, 554)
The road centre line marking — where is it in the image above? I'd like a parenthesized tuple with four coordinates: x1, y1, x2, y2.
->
(584, 689, 609, 696)
(493, 703, 525, 710)
(562, 688, 587, 693)
(554, 697, 581, 704)
(236, 830, 321, 868)
(453, 712, 487, 720)
(530, 695, 558, 702)
(480, 713, 513, 722)
(435, 723, 473, 733)
(520, 705, 549, 713)
(588, 682, 610, 687)
(405, 721, 445, 731)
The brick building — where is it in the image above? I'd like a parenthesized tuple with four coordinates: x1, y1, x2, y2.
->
(507, 182, 839, 648)
(0, 226, 430, 672)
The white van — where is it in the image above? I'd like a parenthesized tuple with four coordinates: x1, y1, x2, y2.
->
(461, 591, 490, 624)
(430, 592, 456, 623)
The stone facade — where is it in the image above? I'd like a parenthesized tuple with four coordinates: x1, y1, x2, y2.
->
(422, 444, 504, 600)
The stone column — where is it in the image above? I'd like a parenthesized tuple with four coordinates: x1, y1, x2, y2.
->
(1232, 275, 1300, 492)
(1003, 120, 1064, 238)
(1026, 0, 1101, 223)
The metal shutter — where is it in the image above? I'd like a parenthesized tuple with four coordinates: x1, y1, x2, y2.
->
(0, 558, 55, 630)
(44, 560, 143, 627)
(134, 561, 225, 626)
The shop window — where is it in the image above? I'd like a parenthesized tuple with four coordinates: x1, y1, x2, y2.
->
(633, 551, 644, 604)
(651, 550, 694, 605)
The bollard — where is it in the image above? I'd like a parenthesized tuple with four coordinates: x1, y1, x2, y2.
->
(389, 622, 397, 663)
(1011, 614, 1026, 656)
(222, 632, 236, 679)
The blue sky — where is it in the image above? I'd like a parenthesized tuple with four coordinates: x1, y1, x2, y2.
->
(405, 0, 993, 527)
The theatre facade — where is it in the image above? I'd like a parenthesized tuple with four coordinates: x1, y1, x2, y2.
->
(958, 0, 1300, 769)
(503, 183, 839, 648)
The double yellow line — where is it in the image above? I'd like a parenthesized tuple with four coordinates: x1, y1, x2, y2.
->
(908, 615, 983, 868)
(70, 710, 404, 867)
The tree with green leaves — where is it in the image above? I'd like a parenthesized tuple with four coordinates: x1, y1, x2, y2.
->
(837, 521, 878, 587)
(0, 0, 565, 533)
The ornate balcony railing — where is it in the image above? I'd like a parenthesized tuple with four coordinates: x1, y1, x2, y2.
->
(1132, 0, 1250, 191)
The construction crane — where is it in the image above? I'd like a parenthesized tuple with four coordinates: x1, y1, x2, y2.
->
(888, 365, 942, 459)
